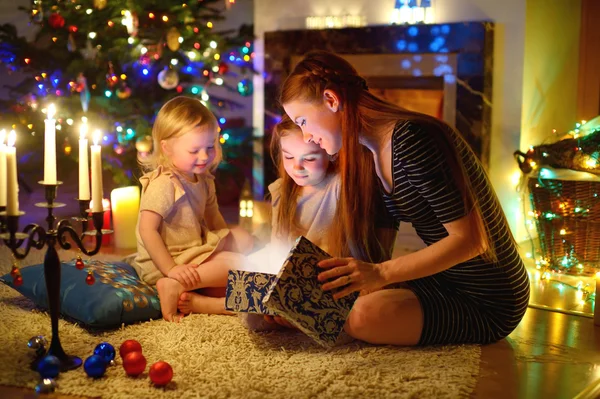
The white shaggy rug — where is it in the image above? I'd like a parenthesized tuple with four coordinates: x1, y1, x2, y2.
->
(0, 246, 480, 398)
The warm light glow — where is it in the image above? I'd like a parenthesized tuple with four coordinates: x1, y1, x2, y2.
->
(80, 122, 88, 140)
(93, 130, 101, 146)
(7, 130, 16, 147)
(47, 103, 56, 119)
(0, 129, 5, 145)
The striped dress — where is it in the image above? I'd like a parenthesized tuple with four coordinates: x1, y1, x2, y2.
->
(381, 120, 530, 345)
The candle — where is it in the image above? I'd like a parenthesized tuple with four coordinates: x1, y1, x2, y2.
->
(90, 130, 103, 213)
(79, 122, 90, 200)
(6, 130, 18, 215)
(44, 104, 57, 184)
(0, 129, 6, 207)
(111, 186, 140, 248)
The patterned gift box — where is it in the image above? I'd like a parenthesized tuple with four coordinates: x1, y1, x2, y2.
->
(225, 270, 278, 315)
(226, 236, 358, 347)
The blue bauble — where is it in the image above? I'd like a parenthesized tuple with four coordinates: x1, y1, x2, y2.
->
(84, 355, 107, 378)
(93, 342, 116, 363)
(37, 355, 61, 379)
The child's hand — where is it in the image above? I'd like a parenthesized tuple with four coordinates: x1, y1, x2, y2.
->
(167, 264, 201, 289)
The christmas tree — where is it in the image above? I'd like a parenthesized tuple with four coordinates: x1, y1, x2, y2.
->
(0, 0, 254, 186)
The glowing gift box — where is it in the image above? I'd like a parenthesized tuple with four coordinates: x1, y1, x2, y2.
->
(226, 236, 358, 347)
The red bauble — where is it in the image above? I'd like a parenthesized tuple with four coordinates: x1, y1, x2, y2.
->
(149, 361, 173, 386)
(13, 275, 23, 287)
(75, 257, 85, 270)
(10, 265, 19, 278)
(48, 13, 65, 29)
(123, 352, 146, 376)
(119, 340, 143, 359)
(85, 272, 95, 285)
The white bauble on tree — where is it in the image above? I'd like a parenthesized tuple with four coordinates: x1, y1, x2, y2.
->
(157, 68, 179, 90)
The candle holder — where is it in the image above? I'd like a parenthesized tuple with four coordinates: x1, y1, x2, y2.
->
(0, 181, 112, 372)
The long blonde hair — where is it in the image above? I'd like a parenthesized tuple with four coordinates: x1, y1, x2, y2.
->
(269, 114, 340, 255)
(140, 96, 222, 173)
(280, 50, 513, 263)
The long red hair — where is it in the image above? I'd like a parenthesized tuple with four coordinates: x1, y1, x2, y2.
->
(280, 50, 513, 263)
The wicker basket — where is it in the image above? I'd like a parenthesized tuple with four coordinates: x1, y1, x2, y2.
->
(528, 176, 600, 275)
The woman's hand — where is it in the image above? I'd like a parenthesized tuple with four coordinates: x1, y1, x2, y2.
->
(167, 264, 201, 289)
(317, 258, 388, 299)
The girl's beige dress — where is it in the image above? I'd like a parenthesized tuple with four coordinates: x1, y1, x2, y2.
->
(133, 166, 229, 285)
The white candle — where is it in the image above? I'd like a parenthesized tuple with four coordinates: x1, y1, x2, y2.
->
(90, 130, 103, 213)
(111, 186, 140, 248)
(0, 129, 6, 207)
(79, 123, 90, 200)
(6, 130, 18, 215)
(44, 104, 57, 184)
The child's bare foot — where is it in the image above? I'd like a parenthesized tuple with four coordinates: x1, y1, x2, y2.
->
(178, 292, 233, 315)
(156, 277, 184, 322)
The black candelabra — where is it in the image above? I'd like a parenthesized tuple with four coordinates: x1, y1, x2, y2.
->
(0, 181, 112, 372)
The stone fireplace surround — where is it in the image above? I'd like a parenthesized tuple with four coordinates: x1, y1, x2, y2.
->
(259, 21, 493, 190)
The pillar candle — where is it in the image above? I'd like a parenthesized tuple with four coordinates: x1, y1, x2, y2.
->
(6, 130, 18, 215)
(44, 104, 57, 184)
(110, 186, 140, 248)
(0, 129, 6, 207)
(78, 123, 90, 200)
(90, 130, 103, 212)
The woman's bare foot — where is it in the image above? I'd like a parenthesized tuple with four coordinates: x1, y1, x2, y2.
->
(178, 292, 233, 315)
(156, 277, 184, 322)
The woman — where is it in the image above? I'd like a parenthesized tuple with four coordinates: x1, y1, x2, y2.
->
(278, 50, 529, 346)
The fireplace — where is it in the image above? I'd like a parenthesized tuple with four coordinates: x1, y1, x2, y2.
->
(259, 22, 493, 192)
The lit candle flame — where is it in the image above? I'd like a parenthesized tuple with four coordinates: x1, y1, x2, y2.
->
(93, 129, 101, 146)
(7, 130, 16, 147)
(0, 129, 5, 145)
(80, 122, 88, 140)
(47, 103, 56, 120)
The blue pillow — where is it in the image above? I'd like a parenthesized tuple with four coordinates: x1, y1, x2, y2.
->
(0, 258, 161, 328)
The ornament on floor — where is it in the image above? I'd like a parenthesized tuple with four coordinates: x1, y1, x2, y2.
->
(119, 340, 142, 359)
(75, 254, 85, 270)
(166, 27, 181, 51)
(37, 355, 61, 378)
(31, 0, 43, 24)
(94, 342, 116, 364)
(135, 135, 153, 154)
(28, 335, 48, 358)
(35, 378, 58, 394)
(84, 354, 108, 378)
(76, 73, 90, 112)
(149, 361, 173, 386)
(116, 83, 132, 99)
(158, 68, 179, 90)
(86, 270, 95, 285)
(10, 261, 23, 287)
(67, 32, 76, 52)
(237, 79, 253, 97)
(48, 13, 65, 29)
(93, 0, 107, 10)
(123, 351, 146, 376)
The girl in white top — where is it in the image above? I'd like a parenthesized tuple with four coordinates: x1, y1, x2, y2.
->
(268, 114, 340, 257)
(134, 96, 253, 322)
